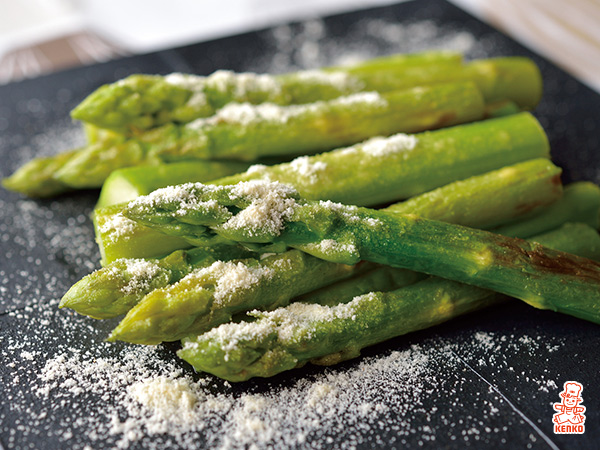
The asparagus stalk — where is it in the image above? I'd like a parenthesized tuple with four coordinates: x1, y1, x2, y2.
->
(178, 222, 600, 382)
(107, 250, 364, 344)
(94, 113, 551, 263)
(93, 203, 193, 264)
(1, 149, 80, 198)
(102, 156, 560, 266)
(493, 181, 600, 237)
(384, 158, 561, 229)
(70, 55, 540, 133)
(72, 52, 524, 132)
(123, 180, 600, 324)
(71, 51, 463, 131)
(66, 157, 561, 321)
(59, 244, 257, 320)
(295, 221, 600, 310)
(96, 160, 249, 208)
(2, 132, 131, 198)
(332, 50, 462, 70)
(1, 125, 133, 198)
(53, 82, 486, 189)
(211, 112, 549, 206)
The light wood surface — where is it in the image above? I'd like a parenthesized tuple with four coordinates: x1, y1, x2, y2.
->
(453, 0, 600, 92)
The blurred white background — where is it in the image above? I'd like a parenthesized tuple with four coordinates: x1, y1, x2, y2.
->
(1, 0, 599, 92)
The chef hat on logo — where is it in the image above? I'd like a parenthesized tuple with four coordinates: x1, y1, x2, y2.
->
(564, 382, 582, 398)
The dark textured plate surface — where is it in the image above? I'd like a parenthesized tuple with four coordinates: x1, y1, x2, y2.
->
(1, 1, 598, 449)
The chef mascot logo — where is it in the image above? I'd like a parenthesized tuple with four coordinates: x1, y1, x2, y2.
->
(553, 381, 585, 434)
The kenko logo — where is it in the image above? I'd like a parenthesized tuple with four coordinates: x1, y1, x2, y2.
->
(553, 381, 586, 434)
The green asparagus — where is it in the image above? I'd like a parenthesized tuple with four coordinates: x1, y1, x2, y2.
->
(59, 244, 256, 319)
(67, 157, 561, 320)
(94, 113, 551, 264)
(212, 112, 549, 206)
(2, 131, 130, 198)
(96, 160, 249, 208)
(123, 180, 600, 323)
(111, 155, 561, 257)
(493, 181, 600, 237)
(71, 53, 540, 133)
(108, 250, 364, 344)
(53, 82, 486, 189)
(384, 158, 561, 229)
(297, 222, 600, 309)
(1, 149, 80, 198)
(178, 222, 600, 381)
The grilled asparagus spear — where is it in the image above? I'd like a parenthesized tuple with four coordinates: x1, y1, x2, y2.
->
(53, 82, 486, 189)
(63, 158, 561, 322)
(177, 222, 600, 382)
(96, 160, 249, 208)
(493, 181, 600, 236)
(123, 180, 600, 324)
(94, 113, 551, 264)
(71, 53, 540, 133)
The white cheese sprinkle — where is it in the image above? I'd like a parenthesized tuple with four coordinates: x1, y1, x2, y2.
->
(330, 91, 387, 107)
(316, 239, 358, 257)
(212, 102, 286, 126)
(289, 156, 328, 183)
(117, 259, 162, 295)
(127, 183, 230, 219)
(205, 260, 274, 305)
(293, 70, 362, 90)
(205, 70, 283, 98)
(222, 181, 298, 237)
(164, 73, 209, 109)
(99, 213, 138, 241)
(361, 133, 419, 157)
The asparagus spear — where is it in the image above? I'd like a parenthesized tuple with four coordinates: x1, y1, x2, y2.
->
(296, 221, 600, 309)
(123, 180, 600, 324)
(1, 124, 134, 198)
(384, 158, 562, 229)
(108, 155, 560, 262)
(1, 149, 80, 198)
(211, 112, 549, 206)
(53, 82, 486, 189)
(2, 131, 131, 198)
(72, 52, 463, 132)
(493, 181, 600, 237)
(96, 160, 249, 208)
(59, 244, 257, 320)
(70, 54, 540, 133)
(108, 250, 364, 344)
(94, 113, 551, 263)
(178, 222, 600, 381)
(67, 157, 562, 320)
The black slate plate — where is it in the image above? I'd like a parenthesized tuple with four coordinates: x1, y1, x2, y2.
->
(1, 1, 598, 449)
